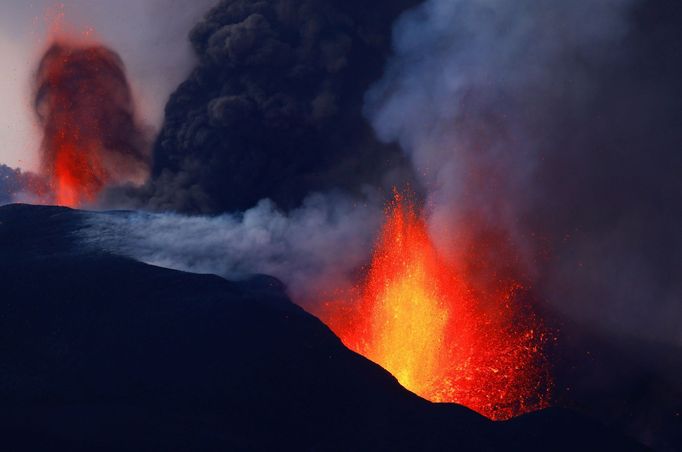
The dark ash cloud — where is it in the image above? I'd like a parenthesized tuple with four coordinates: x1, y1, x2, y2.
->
(127, 0, 421, 214)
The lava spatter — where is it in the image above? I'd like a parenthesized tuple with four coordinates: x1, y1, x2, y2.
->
(319, 191, 552, 420)
(33, 31, 149, 207)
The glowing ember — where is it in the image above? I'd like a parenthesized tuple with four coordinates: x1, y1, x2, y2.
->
(33, 27, 149, 207)
(319, 192, 552, 420)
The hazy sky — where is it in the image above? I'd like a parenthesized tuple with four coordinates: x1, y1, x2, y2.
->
(0, 0, 216, 171)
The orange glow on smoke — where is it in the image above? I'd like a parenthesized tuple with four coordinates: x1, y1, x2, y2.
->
(51, 132, 106, 207)
(37, 40, 110, 207)
(320, 192, 552, 420)
(33, 10, 149, 207)
(34, 9, 102, 206)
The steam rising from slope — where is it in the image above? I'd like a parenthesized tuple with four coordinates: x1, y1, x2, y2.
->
(82, 191, 383, 304)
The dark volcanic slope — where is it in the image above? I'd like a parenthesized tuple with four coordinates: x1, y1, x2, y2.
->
(0, 204, 644, 451)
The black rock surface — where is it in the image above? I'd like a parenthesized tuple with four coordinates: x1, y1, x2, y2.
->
(0, 204, 645, 451)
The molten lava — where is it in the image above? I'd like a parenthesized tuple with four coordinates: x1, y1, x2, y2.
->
(320, 193, 552, 420)
(33, 34, 149, 207)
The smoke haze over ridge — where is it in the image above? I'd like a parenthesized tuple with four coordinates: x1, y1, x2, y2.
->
(82, 191, 384, 305)
(130, 0, 421, 214)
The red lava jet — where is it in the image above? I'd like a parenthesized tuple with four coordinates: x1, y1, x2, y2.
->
(33, 32, 149, 207)
(319, 191, 553, 420)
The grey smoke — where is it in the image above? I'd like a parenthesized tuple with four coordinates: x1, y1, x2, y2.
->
(82, 191, 383, 306)
(367, 0, 631, 251)
(365, 0, 681, 344)
(0, 164, 46, 205)
(0, 165, 23, 205)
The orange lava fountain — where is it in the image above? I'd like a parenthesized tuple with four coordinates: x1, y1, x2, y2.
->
(319, 192, 552, 420)
(33, 14, 149, 207)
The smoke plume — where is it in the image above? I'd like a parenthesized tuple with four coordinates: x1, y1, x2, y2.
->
(0, 165, 24, 205)
(365, 0, 682, 344)
(82, 190, 383, 305)
(34, 41, 151, 207)
(128, 0, 420, 214)
(0, 165, 47, 205)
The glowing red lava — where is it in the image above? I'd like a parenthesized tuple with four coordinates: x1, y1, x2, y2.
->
(319, 192, 552, 420)
(33, 17, 149, 207)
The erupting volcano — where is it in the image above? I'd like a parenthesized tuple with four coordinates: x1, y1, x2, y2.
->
(33, 35, 149, 207)
(320, 192, 552, 420)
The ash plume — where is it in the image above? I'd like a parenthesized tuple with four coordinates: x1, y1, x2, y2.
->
(365, 0, 682, 345)
(127, 0, 421, 214)
(34, 42, 151, 207)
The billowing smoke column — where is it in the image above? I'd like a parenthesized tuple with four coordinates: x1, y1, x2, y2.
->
(34, 41, 150, 207)
(365, 0, 682, 346)
(123, 0, 420, 214)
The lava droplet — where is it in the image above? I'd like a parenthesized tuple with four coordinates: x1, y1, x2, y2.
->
(319, 191, 552, 420)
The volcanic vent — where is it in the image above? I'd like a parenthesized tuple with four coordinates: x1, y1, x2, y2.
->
(319, 192, 553, 420)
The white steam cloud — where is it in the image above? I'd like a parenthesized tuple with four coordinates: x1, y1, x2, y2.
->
(82, 191, 383, 306)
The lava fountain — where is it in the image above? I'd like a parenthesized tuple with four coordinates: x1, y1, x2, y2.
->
(320, 192, 552, 420)
(33, 32, 149, 207)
